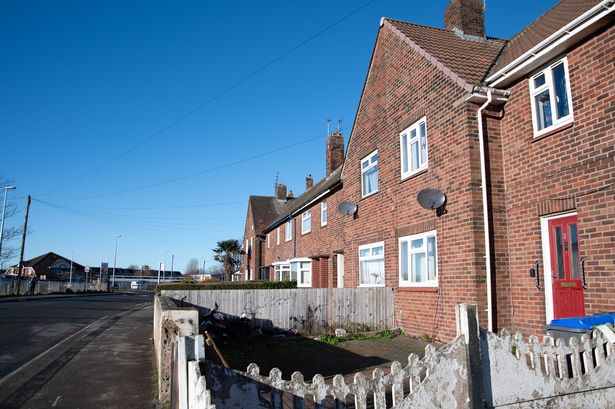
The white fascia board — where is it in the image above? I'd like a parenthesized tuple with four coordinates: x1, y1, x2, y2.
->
(291, 189, 330, 217)
(487, 1, 614, 88)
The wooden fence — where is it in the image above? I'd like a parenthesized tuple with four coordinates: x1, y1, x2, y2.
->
(162, 287, 395, 334)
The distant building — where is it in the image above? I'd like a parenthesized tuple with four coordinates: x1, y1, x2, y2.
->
(4, 252, 86, 281)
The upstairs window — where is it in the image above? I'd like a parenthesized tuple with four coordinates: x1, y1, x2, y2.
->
(399, 230, 438, 287)
(321, 200, 328, 226)
(301, 210, 312, 234)
(359, 242, 385, 286)
(400, 117, 428, 179)
(276, 227, 280, 245)
(361, 150, 378, 198)
(285, 220, 293, 242)
(529, 58, 573, 136)
(267, 233, 270, 249)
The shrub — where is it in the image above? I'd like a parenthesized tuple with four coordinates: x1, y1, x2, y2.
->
(156, 280, 297, 292)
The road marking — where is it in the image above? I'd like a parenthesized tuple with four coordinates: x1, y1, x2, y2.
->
(52, 395, 61, 407)
(0, 315, 109, 386)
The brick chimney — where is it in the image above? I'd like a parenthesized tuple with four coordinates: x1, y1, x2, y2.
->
(326, 131, 344, 176)
(275, 183, 287, 200)
(444, 0, 485, 38)
(305, 174, 313, 190)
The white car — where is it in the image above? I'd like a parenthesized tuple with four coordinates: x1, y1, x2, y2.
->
(130, 280, 144, 290)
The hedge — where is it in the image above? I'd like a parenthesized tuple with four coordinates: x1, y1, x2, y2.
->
(156, 280, 297, 292)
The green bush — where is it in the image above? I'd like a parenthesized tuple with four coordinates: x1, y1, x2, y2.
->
(156, 280, 297, 292)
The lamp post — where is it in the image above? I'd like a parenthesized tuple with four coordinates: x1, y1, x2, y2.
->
(112, 235, 121, 289)
(163, 250, 169, 282)
(0, 185, 16, 269)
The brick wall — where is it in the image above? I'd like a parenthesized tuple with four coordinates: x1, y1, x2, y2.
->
(341, 26, 491, 341)
(261, 185, 344, 288)
(493, 23, 615, 335)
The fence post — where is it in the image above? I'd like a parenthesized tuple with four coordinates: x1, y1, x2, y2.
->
(456, 303, 485, 409)
(177, 336, 189, 409)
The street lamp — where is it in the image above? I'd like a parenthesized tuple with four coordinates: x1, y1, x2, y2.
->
(0, 185, 16, 269)
(163, 249, 169, 282)
(112, 235, 121, 289)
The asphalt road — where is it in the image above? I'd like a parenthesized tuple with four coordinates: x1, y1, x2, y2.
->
(0, 293, 157, 408)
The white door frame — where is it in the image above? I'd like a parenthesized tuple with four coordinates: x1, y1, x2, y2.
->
(540, 211, 577, 324)
(336, 253, 344, 288)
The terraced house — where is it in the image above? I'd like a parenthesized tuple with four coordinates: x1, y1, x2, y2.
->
(241, 0, 615, 341)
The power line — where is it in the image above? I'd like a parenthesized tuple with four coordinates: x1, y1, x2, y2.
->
(61, 127, 344, 201)
(39, 200, 246, 211)
(38, 0, 376, 197)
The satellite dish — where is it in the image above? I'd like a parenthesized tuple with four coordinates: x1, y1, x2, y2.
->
(417, 189, 446, 210)
(338, 201, 358, 215)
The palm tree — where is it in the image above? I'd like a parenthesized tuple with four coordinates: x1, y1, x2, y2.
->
(213, 239, 242, 281)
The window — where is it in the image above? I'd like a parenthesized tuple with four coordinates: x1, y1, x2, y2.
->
(399, 230, 438, 287)
(321, 200, 328, 226)
(274, 263, 291, 281)
(276, 227, 280, 245)
(285, 220, 293, 242)
(400, 117, 428, 178)
(291, 259, 312, 287)
(301, 210, 312, 234)
(361, 150, 378, 197)
(267, 233, 270, 249)
(529, 58, 573, 136)
(359, 242, 385, 286)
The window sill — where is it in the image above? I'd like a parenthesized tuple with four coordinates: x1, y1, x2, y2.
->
(397, 286, 438, 293)
(301, 231, 311, 236)
(360, 191, 379, 201)
(532, 120, 574, 142)
(358, 284, 385, 288)
(400, 167, 428, 183)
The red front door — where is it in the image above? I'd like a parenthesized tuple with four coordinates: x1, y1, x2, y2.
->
(549, 215, 584, 319)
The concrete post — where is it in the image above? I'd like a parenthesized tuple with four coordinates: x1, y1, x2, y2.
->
(456, 303, 485, 409)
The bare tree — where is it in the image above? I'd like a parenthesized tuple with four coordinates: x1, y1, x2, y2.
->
(0, 176, 22, 269)
(185, 258, 201, 275)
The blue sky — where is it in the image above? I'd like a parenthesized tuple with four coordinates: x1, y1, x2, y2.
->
(0, 0, 558, 272)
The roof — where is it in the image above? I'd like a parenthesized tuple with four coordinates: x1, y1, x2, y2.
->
(492, 0, 604, 73)
(248, 195, 287, 233)
(22, 252, 86, 271)
(263, 166, 343, 233)
(384, 19, 507, 88)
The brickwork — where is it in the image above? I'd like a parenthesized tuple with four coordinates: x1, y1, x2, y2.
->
(444, 0, 485, 38)
(241, 202, 256, 281)
(340, 26, 492, 341)
(492, 23, 615, 335)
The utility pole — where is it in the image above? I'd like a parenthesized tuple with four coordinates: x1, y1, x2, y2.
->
(0, 185, 16, 269)
(15, 195, 31, 296)
(171, 254, 174, 280)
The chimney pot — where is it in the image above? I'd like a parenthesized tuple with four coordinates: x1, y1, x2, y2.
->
(305, 174, 313, 190)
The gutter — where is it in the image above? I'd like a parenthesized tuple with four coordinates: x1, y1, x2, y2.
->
(487, 0, 614, 87)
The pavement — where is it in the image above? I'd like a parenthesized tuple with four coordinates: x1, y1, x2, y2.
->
(0, 293, 158, 409)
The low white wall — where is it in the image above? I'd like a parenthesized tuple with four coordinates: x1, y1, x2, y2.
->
(153, 295, 199, 404)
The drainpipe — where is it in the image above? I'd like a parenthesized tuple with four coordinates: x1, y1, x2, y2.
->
(477, 90, 494, 332)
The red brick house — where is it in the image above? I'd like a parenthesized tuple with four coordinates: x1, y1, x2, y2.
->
(240, 132, 346, 288)
(240, 0, 614, 340)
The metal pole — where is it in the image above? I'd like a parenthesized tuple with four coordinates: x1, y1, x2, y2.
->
(69, 253, 73, 288)
(112, 235, 121, 290)
(15, 195, 31, 296)
(0, 186, 16, 269)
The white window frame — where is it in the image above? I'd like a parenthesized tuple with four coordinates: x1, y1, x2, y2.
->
(361, 150, 378, 198)
(273, 262, 291, 281)
(400, 117, 428, 179)
(358, 241, 385, 287)
(301, 210, 312, 235)
(398, 230, 438, 287)
(321, 200, 328, 226)
(291, 258, 312, 288)
(267, 233, 270, 249)
(276, 227, 280, 246)
(529, 57, 574, 137)
(285, 220, 293, 242)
